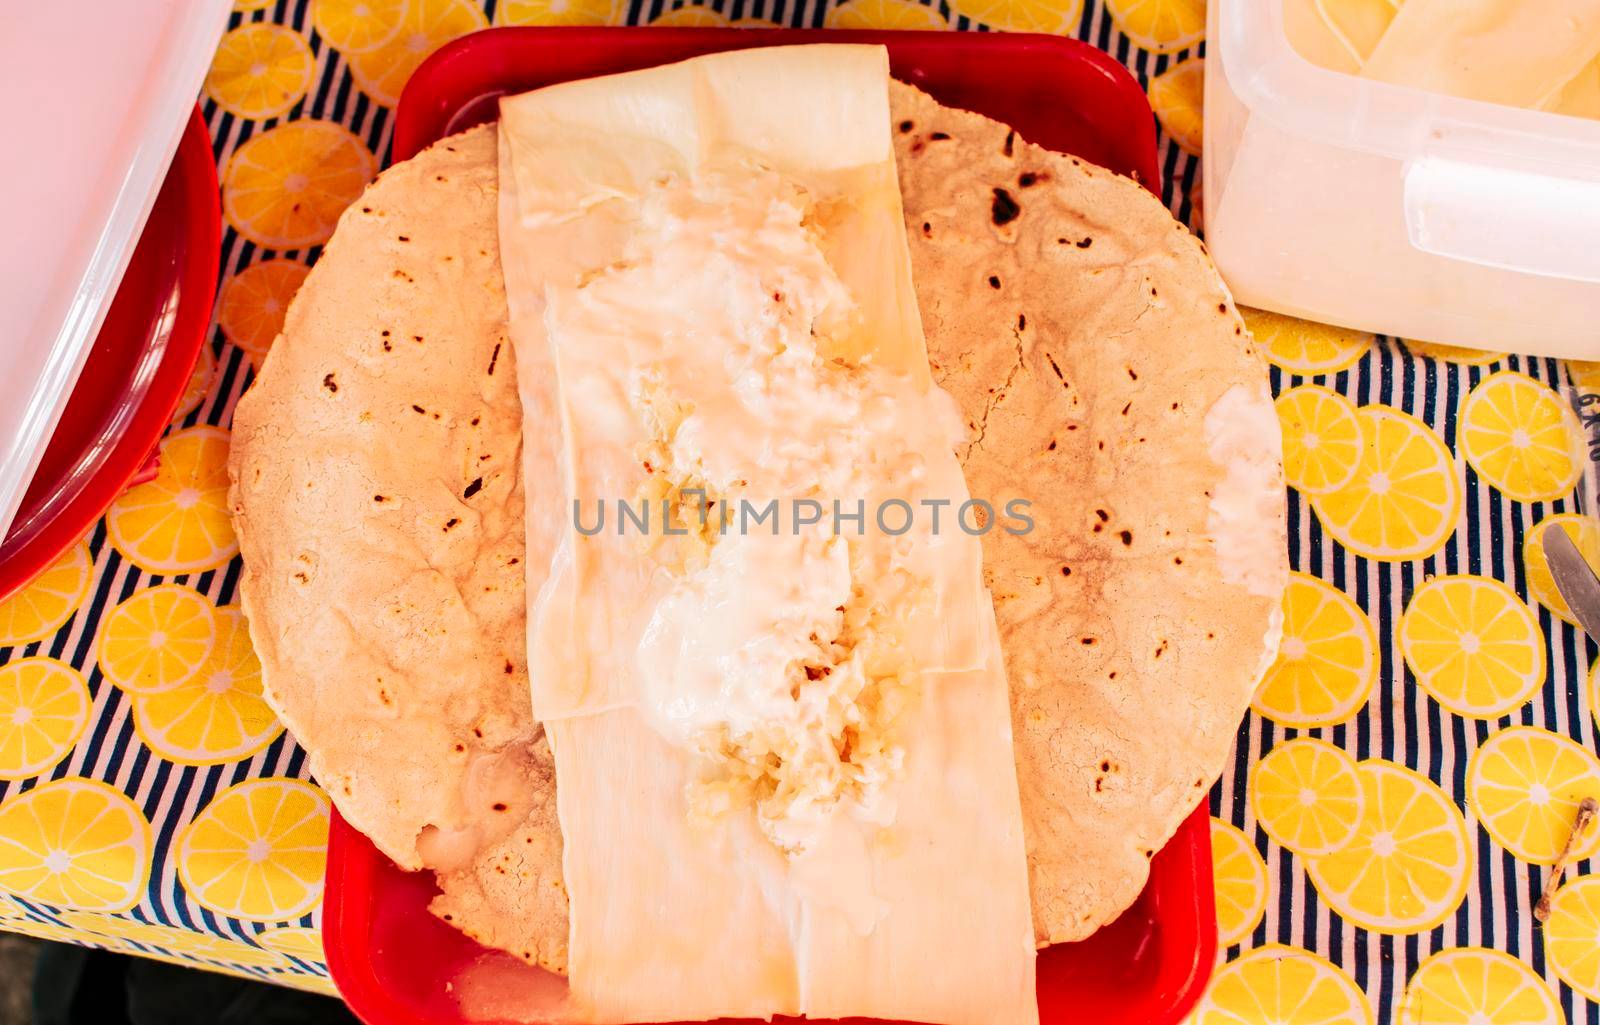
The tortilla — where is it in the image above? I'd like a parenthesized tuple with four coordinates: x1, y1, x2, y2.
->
(228, 82, 1283, 968)
(890, 84, 1285, 943)
(227, 125, 565, 971)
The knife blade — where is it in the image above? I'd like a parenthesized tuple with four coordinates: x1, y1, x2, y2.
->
(1543, 525, 1600, 638)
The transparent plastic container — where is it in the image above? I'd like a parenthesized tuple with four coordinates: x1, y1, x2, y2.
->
(1205, 0, 1600, 359)
(0, 1, 230, 544)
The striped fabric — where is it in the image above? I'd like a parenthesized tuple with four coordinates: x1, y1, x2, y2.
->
(1, 1, 1595, 1022)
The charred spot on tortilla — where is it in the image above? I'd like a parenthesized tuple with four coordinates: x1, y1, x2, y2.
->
(991, 187, 1021, 225)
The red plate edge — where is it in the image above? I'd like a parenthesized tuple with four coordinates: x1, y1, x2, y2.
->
(0, 106, 220, 602)
(394, 27, 1160, 189)
(328, 27, 1214, 1025)
(327, 804, 1215, 1025)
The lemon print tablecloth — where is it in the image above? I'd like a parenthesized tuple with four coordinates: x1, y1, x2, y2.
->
(2, 0, 1599, 1020)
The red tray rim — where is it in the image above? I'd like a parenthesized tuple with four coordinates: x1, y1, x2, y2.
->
(393, 28, 1160, 194)
(327, 804, 1216, 1025)
(0, 106, 220, 602)
(328, 26, 1216, 1025)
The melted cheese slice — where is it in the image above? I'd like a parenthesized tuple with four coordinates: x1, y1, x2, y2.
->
(546, 619, 1035, 1024)
(498, 45, 1036, 1024)
(1361, 0, 1600, 108)
(501, 45, 987, 721)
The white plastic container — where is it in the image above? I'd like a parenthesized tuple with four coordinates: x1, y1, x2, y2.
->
(1205, 0, 1600, 359)
(0, 0, 230, 542)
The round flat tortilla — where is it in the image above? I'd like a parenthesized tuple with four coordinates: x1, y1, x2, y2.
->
(227, 125, 565, 971)
(229, 82, 1284, 969)
(890, 83, 1285, 942)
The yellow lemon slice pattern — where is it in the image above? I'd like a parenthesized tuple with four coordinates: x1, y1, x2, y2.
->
(0, 657, 90, 781)
(218, 260, 310, 362)
(0, 541, 92, 648)
(55, 910, 290, 968)
(130, 607, 283, 766)
(347, 0, 488, 107)
(1523, 514, 1600, 627)
(1467, 726, 1600, 866)
(204, 23, 315, 121)
(1147, 58, 1205, 157)
(945, 0, 1083, 35)
(1309, 406, 1461, 562)
(1402, 339, 1507, 367)
(1251, 738, 1364, 857)
(170, 344, 215, 425)
(1546, 875, 1600, 1002)
(1397, 576, 1545, 719)
(105, 427, 239, 576)
(1104, 0, 1204, 54)
(3, 917, 140, 951)
(1194, 943, 1373, 1025)
(495, 0, 623, 24)
(1278, 386, 1363, 496)
(257, 924, 327, 964)
(1398, 947, 1563, 1025)
(0, 779, 152, 913)
(177, 779, 330, 922)
(652, 3, 730, 25)
(1253, 573, 1377, 728)
(1591, 658, 1600, 736)
(1305, 760, 1472, 935)
(1210, 817, 1268, 949)
(826, 0, 950, 28)
(309, 0, 405, 52)
(97, 585, 217, 696)
(110, 944, 275, 983)
(1570, 359, 1600, 392)
(1459, 371, 1583, 504)
(223, 121, 376, 250)
(153, 931, 289, 968)
(1247, 308, 1372, 378)
(278, 971, 341, 996)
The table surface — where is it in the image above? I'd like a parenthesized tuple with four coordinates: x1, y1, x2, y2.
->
(2, 1, 1599, 1021)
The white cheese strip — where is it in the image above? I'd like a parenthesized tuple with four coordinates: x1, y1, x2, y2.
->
(1361, 0, 1600, 108)
(498, 45, 1036, 1025)
(501, 45, 987, 722)
(545, 711, 802, 1022)
(546, 615, 1036, 1024)
(496, 134, 568, 676)
(791, 612, 1036, 1023)
(500, 44, 929, 386)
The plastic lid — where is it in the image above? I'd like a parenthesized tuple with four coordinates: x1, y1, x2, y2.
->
(1218, 0, 1600, 163)
(1217, 0, 1600, 283)
(0, 0, 230, 542)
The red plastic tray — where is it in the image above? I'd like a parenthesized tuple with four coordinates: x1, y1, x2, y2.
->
(326, 27, 1213, 1025)
(0, 106, 219, 601)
